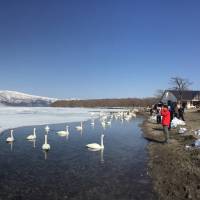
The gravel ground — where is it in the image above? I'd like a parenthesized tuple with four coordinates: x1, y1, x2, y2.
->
(141, 109, 200, 200)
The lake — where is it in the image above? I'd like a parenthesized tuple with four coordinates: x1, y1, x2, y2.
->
(0, 116, 156, 200)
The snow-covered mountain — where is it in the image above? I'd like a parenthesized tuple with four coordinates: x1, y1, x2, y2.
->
(0, 90, 58, 107)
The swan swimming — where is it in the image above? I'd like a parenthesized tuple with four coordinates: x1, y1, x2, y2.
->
(42, 134, 50, 150)
(27, 128, 36, 140)
(91, 119, 95, 126)
(101, 121, 106, 127)
(6, 130, 14, 142)
(86, 134, 104, 150)
(107, 121, 111, 125)
(57, 125, 69, 137)
(45, 125, 50, 133)
(76, 122, 83, 131)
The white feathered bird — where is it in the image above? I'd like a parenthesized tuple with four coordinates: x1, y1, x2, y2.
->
(57, 125, 69, 137)
(76, 122, 83, 131)
(86, 134, 104, 150)
(42, 134, 50, 150)
(27, 128, 36, 140)
(6, 130, 14, 142)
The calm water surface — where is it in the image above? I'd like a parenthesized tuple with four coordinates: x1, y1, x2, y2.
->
(0, 117, 156, 200)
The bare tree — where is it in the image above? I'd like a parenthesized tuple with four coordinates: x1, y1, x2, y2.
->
(154, 89, 164, 99)
(170, 77, 192, 102)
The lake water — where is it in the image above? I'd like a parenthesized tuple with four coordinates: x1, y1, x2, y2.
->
(0, 117, 156, 200)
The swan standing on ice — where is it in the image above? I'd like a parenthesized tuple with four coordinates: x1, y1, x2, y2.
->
(6, 130, 14, 142)
(57, 125, 69, 137)
(76, 122, 83, 131)
(42, 134, 50, 150)
(27, 128, 36, 140)
(86, 134, 104, 150)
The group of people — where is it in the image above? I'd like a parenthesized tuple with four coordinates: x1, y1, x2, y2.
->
(150, 101, 186, 143)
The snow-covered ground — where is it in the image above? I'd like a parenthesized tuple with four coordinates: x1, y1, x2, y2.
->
(0, 90, 57, 104)
(0, 107, 125, 133)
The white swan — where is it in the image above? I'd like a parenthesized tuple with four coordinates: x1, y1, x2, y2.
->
(45, 125, 50, 133)
(42, 134, 50, 150)
(107, 120, 111, 125)
(101, 121, 107, 129)
(101, 121, 106, 126)
(76, 122, 83, 131)
(86, 134, 104, 150)
(6, 130, 14, 142)
(91, 119, 95, 126)
(27, 128, 36, 140)
(57, 125, 69, 137)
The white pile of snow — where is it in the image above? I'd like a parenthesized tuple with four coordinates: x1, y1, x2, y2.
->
(132, 108, 139, 113)
(194, 130, 200, 136)
(178, 127, 187, 134)
(194, 139, 200, 147)
(149, 115, 157, 123)
(0, 107, 126, 133)
(171, 117, 186, 128)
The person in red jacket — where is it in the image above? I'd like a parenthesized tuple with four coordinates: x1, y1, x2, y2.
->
(161, 104, 171, 143)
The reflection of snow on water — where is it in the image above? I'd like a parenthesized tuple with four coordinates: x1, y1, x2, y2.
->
(0, 107, 126, 133)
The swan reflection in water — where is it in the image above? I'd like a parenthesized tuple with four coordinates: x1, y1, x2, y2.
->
(7, 141, 13, 152)
(87, 148, 104, 164)
(43, 150, 48, 160)
(60, 134, 69, 140)
(91, 119, 95, 128)
(27, 139, 36, 148)
(79, 128, 83, 136)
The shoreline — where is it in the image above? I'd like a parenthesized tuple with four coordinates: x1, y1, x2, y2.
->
(141, 110, 200, 200)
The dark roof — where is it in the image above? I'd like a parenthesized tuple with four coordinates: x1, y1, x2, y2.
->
(166, 90, 200, 101)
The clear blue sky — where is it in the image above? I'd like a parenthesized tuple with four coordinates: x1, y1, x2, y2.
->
(0, 0, 200, 99)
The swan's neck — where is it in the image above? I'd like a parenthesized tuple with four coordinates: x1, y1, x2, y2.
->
(101, 135, 104, 148)
(33, 128, 36, 136)
(66, 126, 69, 132)
(11, 131, 13, 138)
(45, 134, 48, 144)
(81, 122, 82, 127)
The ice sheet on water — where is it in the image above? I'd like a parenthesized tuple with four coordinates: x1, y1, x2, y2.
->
(0, 107, 126, 133)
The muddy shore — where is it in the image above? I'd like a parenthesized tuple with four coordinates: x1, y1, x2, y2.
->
(141, 109, 200, 200)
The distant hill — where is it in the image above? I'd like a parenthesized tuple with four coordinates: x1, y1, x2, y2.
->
(0, 90, 57, 107)
(51, 98, 158, 108)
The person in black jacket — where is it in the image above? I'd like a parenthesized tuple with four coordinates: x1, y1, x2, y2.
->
(178, 105, 185, 121)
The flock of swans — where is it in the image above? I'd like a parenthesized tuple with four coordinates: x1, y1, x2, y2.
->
(4, 110, 137, 154)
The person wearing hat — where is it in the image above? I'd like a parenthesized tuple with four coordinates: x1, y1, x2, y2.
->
(161, 104, 171, 143)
